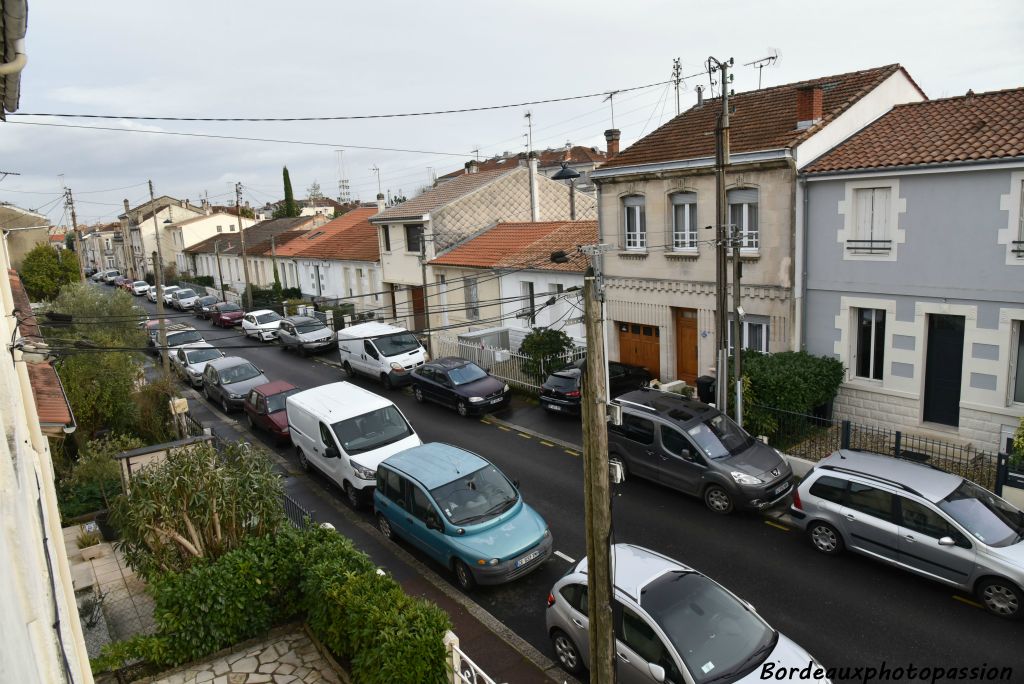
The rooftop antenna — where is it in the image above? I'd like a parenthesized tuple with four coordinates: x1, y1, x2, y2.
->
(426, 167, 436, 185)
(370, 165, 382, 196)
(336, 150, 351, 203)
(672, 57, 684, 115)
(706, 58, 719, 98)
(523, 112, 534, 153)
(744, 50, 779, 89)
(603, 91, 619, 128)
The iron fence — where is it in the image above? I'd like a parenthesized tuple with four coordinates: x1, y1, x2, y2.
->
(178, 411, 207, 438)
(283, 493, 316, 529)
(433, 334, 583, 393)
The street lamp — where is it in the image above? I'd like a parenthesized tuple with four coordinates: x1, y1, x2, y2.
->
(551, 162, 581, 221)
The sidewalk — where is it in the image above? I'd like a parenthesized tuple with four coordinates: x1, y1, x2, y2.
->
(186, 393, 577, 684)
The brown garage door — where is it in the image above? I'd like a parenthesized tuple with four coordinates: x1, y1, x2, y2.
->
(617, 322, 660, 379)
(674, 308, 699, 385)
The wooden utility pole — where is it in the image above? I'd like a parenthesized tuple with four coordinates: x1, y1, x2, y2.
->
(712, 57, 732, 411)
(214, 240, 227, 302)
(418, 229, 433, 356)
(149, 181, 171, 377)
(236, 182, 253, 309)
(64, 188, 85, 281)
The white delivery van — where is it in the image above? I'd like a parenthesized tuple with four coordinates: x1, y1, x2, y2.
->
(287, 382, 421, 508)
(336, 322, 427, 389)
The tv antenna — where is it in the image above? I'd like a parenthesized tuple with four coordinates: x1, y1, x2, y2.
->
(370, 165, 382, 196)
(523, 112, 534, 153)
(603, 91, 619, 128)
(744, 49, 779, 89)
(336, 150, 351, 203)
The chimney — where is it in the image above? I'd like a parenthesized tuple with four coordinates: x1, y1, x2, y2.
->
(517, 152, 528, 167)
(180, 198, 186, 208)
(696, 85, 704, 107)
(465, 160, 479, 175)
(528, 151, 540, 222)
(122, 199, 130, 214)
(796, 86, 824, 129)
(604, 129, 621, 158)
(376, 192, 386, 214)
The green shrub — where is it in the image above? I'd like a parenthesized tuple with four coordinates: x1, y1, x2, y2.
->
(520, 327, 576, 382)
(191, 275, 215, 287)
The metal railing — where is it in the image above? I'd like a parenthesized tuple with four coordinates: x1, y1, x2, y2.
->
(1012, 240, 1023, 256)
(433, 334, 584, 392)
(283, 493, 316, 529)
(444, 631, 497, 684)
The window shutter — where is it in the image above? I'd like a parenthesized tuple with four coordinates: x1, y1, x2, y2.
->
(727, 188, 758, 204)
(854, 189, 873, 240)
(873, 188, 891, 239)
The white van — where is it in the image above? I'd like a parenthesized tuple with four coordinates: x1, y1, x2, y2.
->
(336, 322, 427, 389)
(287, 382, 421, 508)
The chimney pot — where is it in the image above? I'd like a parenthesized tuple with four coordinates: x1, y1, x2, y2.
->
(123, 199, 130, 213)
(604, 129, 621, 158)
(696, 85, 704, 107)
(796, 86, 824, 129)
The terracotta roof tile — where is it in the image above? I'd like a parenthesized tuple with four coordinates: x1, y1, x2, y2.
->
(438, 146, 607, 180)
(600, 64, 913, 170)
(274, 207, 380, 262)
(804, 87, 1024, 173)
(185, 217, 316, 256)
(430, 221, 596, 273)
(371, 167, 516, 222)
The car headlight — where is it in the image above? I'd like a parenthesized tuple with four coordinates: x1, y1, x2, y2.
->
(731, 471, 763, 485)
(468, 396, 484, 403)
(353, 465, 375, 480)
(187, 368, 201, 378)
(229, 392, 244, 399)
(477, 558, 499, 566)
(503, 384, 510, 393)
(389, 362, 405, 372)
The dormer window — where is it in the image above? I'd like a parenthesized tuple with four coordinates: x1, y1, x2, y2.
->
(622, 195, 646, 250)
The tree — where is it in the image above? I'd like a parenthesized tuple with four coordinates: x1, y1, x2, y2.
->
(520, 327, 576, 381)
(237, 206, 255, 219)
(51, 281, 146, 347)
(58, 342, 143, 441)
(112, 440, 286, 579)
(307, 180, 323, 205)
(20, 243, 80, 300)
(68, 434, 144, 511)
(272, 166, 300, 219)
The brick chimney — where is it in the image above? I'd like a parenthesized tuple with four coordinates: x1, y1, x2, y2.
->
(465, 160, 479, 175)
(796, 86, 823, 129)
(605, 129, 621, 158)
(376, 192, 386, 214)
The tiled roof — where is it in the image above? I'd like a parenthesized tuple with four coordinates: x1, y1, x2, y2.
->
(371, 167, 516, 222)
(430, 220, 596, 273)
(274, 207, 380, 262)
(600, 64, 915, 170)
(7, 270, 75, 432)
(438, 146, 607, 180)
(185, 217, 315, 256)
(804, 88, 1024, 173)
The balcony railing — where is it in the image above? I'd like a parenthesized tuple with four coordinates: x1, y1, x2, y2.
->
(1013, 240, 1023, 257)
(846, 239, 892, 254)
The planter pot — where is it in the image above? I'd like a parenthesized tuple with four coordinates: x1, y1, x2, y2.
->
(95, 509, 120, 542)
(79, 543, 105, 561)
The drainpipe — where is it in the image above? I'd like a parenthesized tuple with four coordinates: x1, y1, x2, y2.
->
(0, 38, 27, 75)
(796, 174, 809, 351)
(528, 151, 540, 221)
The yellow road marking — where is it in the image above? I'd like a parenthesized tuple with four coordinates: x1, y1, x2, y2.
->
(540, 441, 555, 447)
(764, 520, 790, 532)
(517, 433, 531, 439)
(479, 419, 492, 425)
(564, 450, 579, 457)
(952, 595, 983, 609)
(497, 425, 511, 432)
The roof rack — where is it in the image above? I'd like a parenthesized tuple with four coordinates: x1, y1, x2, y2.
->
(818, 464, 923, 498)
(612, 397, 657, 413)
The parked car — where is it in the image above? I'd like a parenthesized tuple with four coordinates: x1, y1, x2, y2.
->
(210, 301, 244, 327)
(192, 295, 220, 319)
(243, 380, 299, 440)
(241, 309, 283, 341)
(142, 319, 173, 348)
(540, 359, 652, 416)
(161, 285, 182, 306)
(337, 321, 427, 388)
(202, 357, 269, 414)
(608, 388, 793, 515)
(113, 275, 130, 290)
(84, 266, 98, 277)
(146, 285, 162, 302)
(287, 382, 421, 508)
(411, 357, 509, 417)
(147, 284, 178, 304)
(277, 315, 336, 355)
(375, 443, 552, 590)
(90, 270, 108, 282)
(546, 544, 829, 682)
(130, 280, 150, 296)
(790, 449, 1024, 619)
(170, 342, 223, 387)
(102, 270, 121, 284)
(170, 288, 199, 310)
(154, 324, 205, 358)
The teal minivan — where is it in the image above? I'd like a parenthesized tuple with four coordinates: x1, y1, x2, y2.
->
(374, 443, 553, 590)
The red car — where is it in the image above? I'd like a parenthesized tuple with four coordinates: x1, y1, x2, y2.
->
(243, 381, 299, 440)
(210, 302, 244, 327)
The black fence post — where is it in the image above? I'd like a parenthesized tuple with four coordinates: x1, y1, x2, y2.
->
(995, 452, 1008, 497)
(893, 431, 902, 457)
(840, 420, 851, 450)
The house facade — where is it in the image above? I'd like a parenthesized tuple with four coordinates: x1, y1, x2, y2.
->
(590, 64, 925, 384)
(164, 212, 255, 277)
(119, 196, 204, 279)
(802, 88, 1024, 452)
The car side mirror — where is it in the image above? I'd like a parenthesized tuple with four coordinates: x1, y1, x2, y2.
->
(647, 664, 666, 683)
(324, 446, 340, 460)
(938, 536, 956, 547)
(681, 449, 695, 462)
(426, 512, 443, 531)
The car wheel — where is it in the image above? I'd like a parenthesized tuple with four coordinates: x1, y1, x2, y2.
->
(414, 386, 425, 403)
(453, 559, 476, 591)
(977, 578, 1023, 619)
(457, 400, 469, 418)
(377, 513, 394, 541)
(381, 373, 393, 390)
(703, 485, 734, 514)
(808, 521, 844, 555)
(344, 482, 362, 510)
(297, 448, 310, 472)
(550, 629, 585, 677)
(342, 361, 355, 378)
(221, 397, 232, 414)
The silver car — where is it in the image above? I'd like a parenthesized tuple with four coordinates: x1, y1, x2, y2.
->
(277, 315, 336, 355)
(171, 342, 224, 388)
(546, 544, 829, 683)
(789, 449, 1024, 619)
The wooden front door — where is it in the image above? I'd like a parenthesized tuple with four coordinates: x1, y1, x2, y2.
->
(617, 322, 661, 379)
(674, 308, 699, 384)
(410, 286, 426, 332)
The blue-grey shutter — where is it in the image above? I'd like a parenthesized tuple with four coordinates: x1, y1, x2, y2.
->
(670, 192, 697, 205)
(727, 188, 758, 204)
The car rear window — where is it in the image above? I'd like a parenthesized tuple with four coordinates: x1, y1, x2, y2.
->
(545, 373, 579, 390)
(808, 475, 847, 504)
(167, 330, 203, 346)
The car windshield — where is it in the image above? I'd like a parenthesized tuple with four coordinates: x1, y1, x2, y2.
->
(256, 312, 281, 324)
(199, 296, 217, 306)
(687, 412, 755, 460)
(448, 362, 488, 386)
(219, 363, 262, 384)
(545, 372, 579, 390)
(332, 405, 414, 455)
(164, 287, 180, 294)
(430, 465, 518, 525)
(296, 320, 326, 334)
(133, 281, 147, 287)
(176, 289, 197, 299)
(375, 332, 420, 356)
(218, 303, 241, 313)
(641, 571, 775, 684)
(938, 481, 1024, 547)
(186, 348, 221, 364)
(266, 388, 300, 413)
(167, 330, 203, 346)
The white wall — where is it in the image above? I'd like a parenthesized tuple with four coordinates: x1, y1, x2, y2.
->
(500, 270, 586, 340)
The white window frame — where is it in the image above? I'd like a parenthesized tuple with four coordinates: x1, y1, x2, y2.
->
(519, 281, 536, 324)
(727, 318, 770, 354)
(670, 192, 698, 251)
(622, 196, 646, 251)
(853, 307, 886, 381)
(837, 178, 906, 262)
(850, 187, 892, 254)
(727, 189, 759, 251)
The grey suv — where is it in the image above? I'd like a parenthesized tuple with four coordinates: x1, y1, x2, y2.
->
(546, 543, 829, 682)
(277, 315, 336, 355)
(790, 450, 1024, 619)
(609, 389, 793, 514)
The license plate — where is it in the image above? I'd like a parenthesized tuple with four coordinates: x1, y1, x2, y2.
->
(515, 550, 541, 568)
(490, 397, 503, 404)
(547, 404, 561, 411)
(774, 483, 789, 496)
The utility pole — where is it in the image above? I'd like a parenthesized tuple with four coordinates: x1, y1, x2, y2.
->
(214, 240, 227, 302)
(419, 230, 433, 357)
(710, 57, 733, 412)
(732, 225, 744, 426)
(673, 57, 683, 115)
(149, 181, 170, 377)
(64, 188, 85, 281)
(236, 182, 253, 309)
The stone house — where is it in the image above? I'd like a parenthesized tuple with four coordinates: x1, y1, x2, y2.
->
(118, 196, 204, 279)
(163, 211, 256, 277)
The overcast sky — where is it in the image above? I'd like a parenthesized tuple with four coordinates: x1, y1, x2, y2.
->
(1, 0, 1021, 227)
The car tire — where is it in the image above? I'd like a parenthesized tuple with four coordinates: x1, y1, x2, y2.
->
(414, 386, 425, 403)
(377, 513, 394, 541)
(453, 559, 476, 592)
(344, 482, 362, 510)
(297, 447, 310, 472)
(342, 361, 355, 379)
(703, 484, 734, 515)
(457, 400, 469, 418)
(976, 577, 1023, 619)
(807, 521, 844, 555)
(381, 373, 393, 390)
(221, 397, 232, 414)
(550, 629, 585, 677)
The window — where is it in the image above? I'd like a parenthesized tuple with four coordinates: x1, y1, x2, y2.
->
(851, 187, 891, 252)
(318, 422, 334, 448)
(855, 308, 886, 380)
(899, 498, 968, 545)
(464, 277, 479, 320)
(846, 482, 894, 522)
(616, 604, 682, 683)
(411, 486, 434, 523)
(727, 318, 770, 354)
(216, 225, 223, 233)
(809, 475, 847, 504)
(229, 225, 236, 231)
(377, 468, 404, 504)
(623, 195, 646, 250)
(670, 192, 697, 250)
(405, 224, 424, 253)
(610, 414, 655, 445)
(559, 583, 588, 616)
(519, 281, 535, 323)
(382, 226, 391, 251)
(660, 427, 696, 460)
(1013, 322, 1024, 404)
(727, 188, 759, 249)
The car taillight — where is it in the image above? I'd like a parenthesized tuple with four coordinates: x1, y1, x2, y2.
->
(792, 488, 803, 510)
(546, 592, 556, 608)
(565, 390, 581, 398)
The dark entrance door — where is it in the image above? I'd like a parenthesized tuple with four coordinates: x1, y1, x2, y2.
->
(410, 286, 426, 332)
(673, 308, 699, 385)
(922, 314, 965, 426)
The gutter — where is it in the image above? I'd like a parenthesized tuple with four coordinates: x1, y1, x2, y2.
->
(803, 155, 1024, 180)
(44, 364, 77, 435)
(591, 149, 792, 180)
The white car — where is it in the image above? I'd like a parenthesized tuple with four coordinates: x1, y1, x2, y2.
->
(170, 342, 224, 388)
(161, 285, 182, 306)
(241, 309, 283, 341)
(130, 280, 150, 296)
(171, 288, 200, 310)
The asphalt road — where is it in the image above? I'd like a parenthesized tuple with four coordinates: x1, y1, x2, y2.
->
(130, 291, 1024, 683)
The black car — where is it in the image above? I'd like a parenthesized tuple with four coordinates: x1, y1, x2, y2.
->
(410, 357, 510, 417)
(540, 359, 652, 415)
(192, 295, 220, 319)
